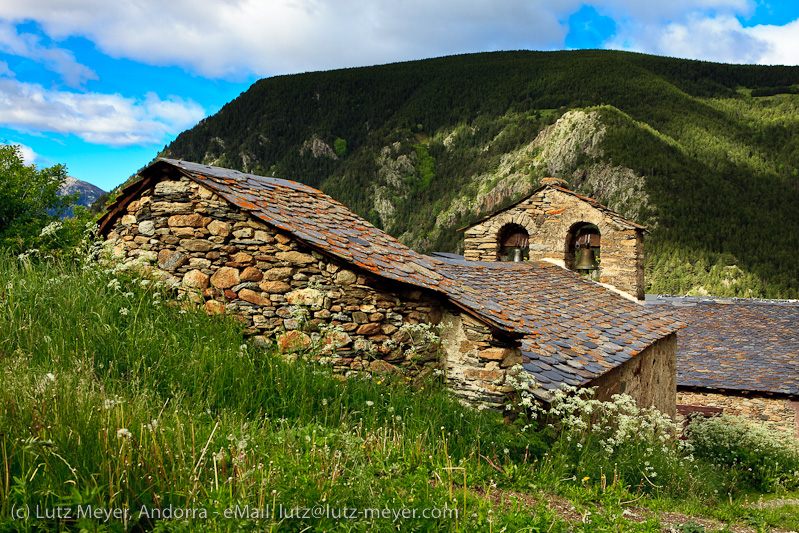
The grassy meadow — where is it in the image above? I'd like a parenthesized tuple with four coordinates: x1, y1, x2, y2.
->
(1, 249, 799, 532)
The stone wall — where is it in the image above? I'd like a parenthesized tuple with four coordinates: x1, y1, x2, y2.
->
(441, 311, 523, 407)
(588, 333, 677, 419)
(106, 174, 520, 401)
(463, 187, 644, 300)
(677, 390, 799, 438)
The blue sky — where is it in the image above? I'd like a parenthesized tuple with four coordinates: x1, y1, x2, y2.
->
(2, 1, 799, 192)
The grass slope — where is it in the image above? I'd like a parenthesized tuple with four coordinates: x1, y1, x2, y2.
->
(2, 252, 799, 531)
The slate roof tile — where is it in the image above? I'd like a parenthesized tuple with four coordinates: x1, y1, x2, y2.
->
(649, 297, 799, 396)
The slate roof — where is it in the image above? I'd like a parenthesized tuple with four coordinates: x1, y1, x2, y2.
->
(435, 258, 682, 397)
(101, 159, 682, 396)
(648, 296, 799, 396)
(459, 183, 646, 232)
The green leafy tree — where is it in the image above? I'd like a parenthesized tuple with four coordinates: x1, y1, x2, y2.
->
(333, 137, 347, 157)
(0, 144, 76, 251)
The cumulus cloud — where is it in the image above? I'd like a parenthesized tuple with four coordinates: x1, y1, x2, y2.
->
(747, 18, 799, 65)
(16, 143, 37, 164)
(0, 21, 97, 87)
(0, 0, 796, 80)
(591, 0, 752, 23)
(2, 0, 795, 77)
(0, 78, 206, 146)
(0, 59, 12, 77)
(0, 0, 585, 77)
(604, 10, 799, 66)
(606, 14, 770, 64)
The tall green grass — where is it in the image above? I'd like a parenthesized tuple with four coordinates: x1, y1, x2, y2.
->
(1, 252, 796, 531)
(0, 254, 548, 531)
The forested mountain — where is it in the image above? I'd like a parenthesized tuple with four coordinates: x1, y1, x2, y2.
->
(159, 50, 799, 298)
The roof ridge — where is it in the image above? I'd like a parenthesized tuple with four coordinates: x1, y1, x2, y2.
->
(457, 182, 646, 232)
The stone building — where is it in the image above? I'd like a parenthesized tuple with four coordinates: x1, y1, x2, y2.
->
(649, 296, 799, 437)
(462, 177, 646, 300)
(98, 159, 681, 413)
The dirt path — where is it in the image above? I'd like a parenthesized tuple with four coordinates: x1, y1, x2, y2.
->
(475, 488, 799, 532)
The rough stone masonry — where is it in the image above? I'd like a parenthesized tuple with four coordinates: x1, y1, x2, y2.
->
(106, 175, 523, 406)
(462, 179, 646, 300)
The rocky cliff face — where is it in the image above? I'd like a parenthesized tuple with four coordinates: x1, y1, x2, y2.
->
(417, 109, 650, 252)
(531, 109, 651, 226)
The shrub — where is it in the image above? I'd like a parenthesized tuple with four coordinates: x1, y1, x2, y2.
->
(506, 379, 711, 498)
(685, 414, 799, 492)
(333, 137, 347, 157)
(0, 144, 80, 253)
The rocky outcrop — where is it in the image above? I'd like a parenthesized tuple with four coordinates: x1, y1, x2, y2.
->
(299, 137, 338, 159)
(431, 108, 651, 246)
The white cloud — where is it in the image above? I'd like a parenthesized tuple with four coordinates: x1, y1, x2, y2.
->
(0, 0, 585, 77)
(0, 0, 796, 79)
(0, 78, 206, 146)
(0, 60, 11, 77)
(604, 10, 799, 66)
(591, 0, 752, 23)
(17, 143, 37, 164)
(606, 14, 770, 64)
(747, 19, 799, 65)
(0, 21, 97, 87)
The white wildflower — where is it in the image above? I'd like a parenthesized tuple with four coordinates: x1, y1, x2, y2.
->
(18, 249, 39, 262)
(39, 221, 62, 237)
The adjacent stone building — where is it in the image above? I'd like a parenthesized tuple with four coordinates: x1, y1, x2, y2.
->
(99, 159, 681, 413)
(649, 296, 799, 437)
(462, 177, 646, 300)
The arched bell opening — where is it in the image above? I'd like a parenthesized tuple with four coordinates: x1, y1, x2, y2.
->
(565, 222, 601, 276)
(496, 223, 529, 262)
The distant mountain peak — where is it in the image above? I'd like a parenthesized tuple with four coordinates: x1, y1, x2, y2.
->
(58, 177, 106, 216)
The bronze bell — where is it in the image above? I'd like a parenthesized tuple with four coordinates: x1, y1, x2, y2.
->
(575, 247, 599, 271)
